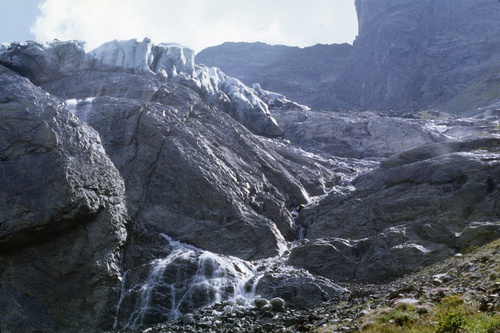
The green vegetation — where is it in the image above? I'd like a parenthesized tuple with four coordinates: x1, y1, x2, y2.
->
(353, 295, 500, 333)
(314, 238, 500, 333)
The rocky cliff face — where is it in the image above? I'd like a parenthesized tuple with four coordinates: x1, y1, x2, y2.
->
(0, 39, 339, 331)
(0, 64, 128, 332)
(197, 1, 500, 113)
(335, 0, 500, 112)
(1, 11, 499, 330)
(290, 137, 500, 281)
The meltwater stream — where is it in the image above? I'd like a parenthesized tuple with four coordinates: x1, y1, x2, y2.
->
(114, 234, 261, 330)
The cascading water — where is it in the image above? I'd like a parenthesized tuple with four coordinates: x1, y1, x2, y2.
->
(65, 97, 95, 122)
(113, 207, 332, 331)
(113, 234, 259, 330)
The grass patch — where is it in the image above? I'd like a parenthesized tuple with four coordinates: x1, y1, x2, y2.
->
(356, 295, 500, 333)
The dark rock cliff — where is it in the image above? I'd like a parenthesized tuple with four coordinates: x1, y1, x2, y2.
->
(336, 0, 500, 112)
(1, 2, 499, 330)
(0, 40, 339, 331)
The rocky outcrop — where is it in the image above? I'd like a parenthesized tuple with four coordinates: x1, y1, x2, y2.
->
(196, 42, 353, 110)
(1, 31, 499, 331)
(0, 65, 128, 332)
(1, 38, 283, 137)
(45, 71, 335, 261)
(0, 39, 346, 330)
(335, 0, 500, 111)
(289, 137, 500, 281)
(271, 109, 447, 158)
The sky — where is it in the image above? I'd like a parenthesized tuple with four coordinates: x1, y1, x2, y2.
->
(0, 0, 358, 52)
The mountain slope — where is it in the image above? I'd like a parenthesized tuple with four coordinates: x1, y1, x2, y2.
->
(196, 42, 353, 110)
(335, 0, 500, 112)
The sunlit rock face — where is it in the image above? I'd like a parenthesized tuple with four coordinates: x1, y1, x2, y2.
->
(0, 38, 282, 137)
(335, 0, 500, 111)
(290, 137, 500, 282)
(0, 39, 340, 331)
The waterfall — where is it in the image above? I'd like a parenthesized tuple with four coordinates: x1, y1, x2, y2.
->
(114, 234, 258, 330)
(65, 97, 95, 123)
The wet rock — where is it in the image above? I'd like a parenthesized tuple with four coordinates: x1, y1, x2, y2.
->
(271, 110, 445, 158)
(270, 297, 286, 311)
(254, 297, 270, 309)
(290, 137, 500, 282)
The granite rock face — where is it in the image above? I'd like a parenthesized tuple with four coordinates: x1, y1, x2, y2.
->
(0, 65, 128, 332)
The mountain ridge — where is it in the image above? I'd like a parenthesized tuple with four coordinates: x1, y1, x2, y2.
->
(197, 0, 500, 113)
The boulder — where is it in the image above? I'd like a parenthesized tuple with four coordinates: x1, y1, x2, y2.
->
(0, 65, 128, 332)
(255, 272, 347, 310)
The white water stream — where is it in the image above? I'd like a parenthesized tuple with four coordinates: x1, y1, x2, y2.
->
(114, 234, 262, 330)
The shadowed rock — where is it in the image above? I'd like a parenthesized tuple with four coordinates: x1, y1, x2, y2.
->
(0, 65, 128, 332)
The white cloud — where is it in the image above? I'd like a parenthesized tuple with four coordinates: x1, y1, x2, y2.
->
(31, 0, 357, 52)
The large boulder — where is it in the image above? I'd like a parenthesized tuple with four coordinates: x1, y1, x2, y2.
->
(290, 137, 500, 281)
(0, 65, 128, 332)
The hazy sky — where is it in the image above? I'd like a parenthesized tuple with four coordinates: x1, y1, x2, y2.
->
(1, 0, 358, 52)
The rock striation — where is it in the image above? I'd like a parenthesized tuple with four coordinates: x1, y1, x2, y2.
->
(290, 137, 500, 282)
(0, 39, 341, 331)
